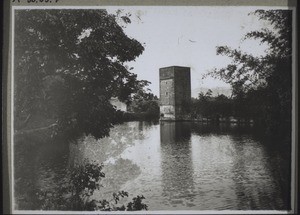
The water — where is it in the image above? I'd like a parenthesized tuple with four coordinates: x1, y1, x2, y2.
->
(14, 121, 291, 211)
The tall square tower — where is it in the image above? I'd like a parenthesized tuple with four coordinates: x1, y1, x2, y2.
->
(159, 66, 191, 120)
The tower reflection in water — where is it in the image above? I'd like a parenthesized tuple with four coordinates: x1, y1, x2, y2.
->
(160, 121, 196, 208)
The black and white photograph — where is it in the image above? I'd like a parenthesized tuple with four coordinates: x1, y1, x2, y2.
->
(8, 1, 297, 213)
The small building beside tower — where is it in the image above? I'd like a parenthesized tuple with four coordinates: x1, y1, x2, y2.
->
(110, 97, 127, 112)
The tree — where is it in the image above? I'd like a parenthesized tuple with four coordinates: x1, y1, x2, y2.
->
(37, 161, 148, 211)
(206, 10, 292, 134)
(191, 91, 233, 120)
(128, 89, 159, 120)
(195, 89, 214, 117)
(14, 10, 146, 139)
(213, 94, 232, 118)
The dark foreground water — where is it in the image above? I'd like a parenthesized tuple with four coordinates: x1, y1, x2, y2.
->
(14, 121, 291, 211)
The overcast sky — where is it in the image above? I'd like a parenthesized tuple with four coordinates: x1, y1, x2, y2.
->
(106, 6, 285, 97)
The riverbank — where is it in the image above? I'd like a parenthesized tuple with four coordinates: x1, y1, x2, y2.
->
(160, 117, 254, 124)
(115, 111, 159, 122)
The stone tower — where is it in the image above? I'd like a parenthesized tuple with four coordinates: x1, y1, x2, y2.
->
(159, 66, 191, 120)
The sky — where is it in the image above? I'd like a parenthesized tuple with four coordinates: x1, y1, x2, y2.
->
(105, 6, 284, 97)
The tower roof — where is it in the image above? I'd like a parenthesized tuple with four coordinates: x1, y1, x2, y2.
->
(159, 66, 190, 69)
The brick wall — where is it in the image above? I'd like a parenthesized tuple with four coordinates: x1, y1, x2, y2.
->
(159, 66, 191, 120)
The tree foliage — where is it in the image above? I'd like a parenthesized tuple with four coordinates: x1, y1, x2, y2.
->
(14, 9, 146, 139)
(128, 89, 160, 120)
(191, 90, 232, 119)
(205, 10, 292, 134)
(37, 161, 148, 211)
(206, 10, 292, 92)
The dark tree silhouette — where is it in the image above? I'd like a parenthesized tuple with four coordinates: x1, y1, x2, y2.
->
(14, 10, 147, 139)
(205, 10, 292, 134)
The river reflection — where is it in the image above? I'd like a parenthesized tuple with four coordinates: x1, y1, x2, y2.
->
(160, 122, 196, 208)
(14, 121, 291, 211)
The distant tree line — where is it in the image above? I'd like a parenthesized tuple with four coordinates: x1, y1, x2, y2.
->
(114, 90, 160, 122)
(191, 90, 232, 121)
(191, 89, 265, 123)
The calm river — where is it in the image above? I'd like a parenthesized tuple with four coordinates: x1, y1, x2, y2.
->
(14, 121, 291, 210)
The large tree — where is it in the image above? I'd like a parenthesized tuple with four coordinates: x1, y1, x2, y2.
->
(14, 9, 146, 139)
(206, 10, 292, 134)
